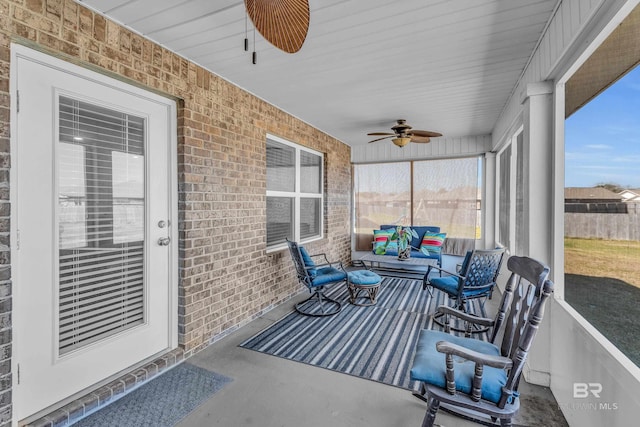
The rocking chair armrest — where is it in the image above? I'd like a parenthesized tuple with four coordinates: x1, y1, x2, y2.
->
(435, 306, 495, 327)
(435, 341, 513, 370)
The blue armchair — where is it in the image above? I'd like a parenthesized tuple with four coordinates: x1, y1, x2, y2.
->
(286, 239, 346, 316)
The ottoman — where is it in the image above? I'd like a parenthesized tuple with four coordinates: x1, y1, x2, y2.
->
(347, 270, 382, 306)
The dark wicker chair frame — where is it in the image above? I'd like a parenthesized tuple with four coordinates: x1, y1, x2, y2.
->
(412, 256, 553, 427)
(286, 239, 346, 317)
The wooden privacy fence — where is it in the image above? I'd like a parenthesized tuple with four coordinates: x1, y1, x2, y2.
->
(565, 203, 640, 241)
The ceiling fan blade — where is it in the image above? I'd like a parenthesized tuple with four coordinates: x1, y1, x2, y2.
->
(410, 135, 431, 143)
(411, 130, 442, 137)
(367, 132, 395, 136)
(368, 135, 394, 143)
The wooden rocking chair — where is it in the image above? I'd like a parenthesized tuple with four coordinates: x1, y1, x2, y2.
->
(410, 256, 553, 426)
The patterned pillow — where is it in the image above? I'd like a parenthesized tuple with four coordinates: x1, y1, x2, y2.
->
(420, 232, 446, 256)
(373, 229, 396, 254)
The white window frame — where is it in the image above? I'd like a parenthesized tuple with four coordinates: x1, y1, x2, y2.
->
(495, 126, 521, 254)
(266, 134, 324, 251)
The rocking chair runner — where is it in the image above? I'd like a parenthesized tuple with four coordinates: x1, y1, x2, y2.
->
(410, 256, 553, 427)
(286, 239, 347, 316)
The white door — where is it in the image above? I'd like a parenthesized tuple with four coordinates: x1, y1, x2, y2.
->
(11, 46, 177, 421)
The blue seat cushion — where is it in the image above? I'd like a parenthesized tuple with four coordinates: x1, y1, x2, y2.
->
(411, 248, 440, 261)
(310, 266, 347, 287)
(348, 270, 381, 285)
(429, 275, 460, 295)
(410, 329, 507, 404)
(429, 275, 490, 299)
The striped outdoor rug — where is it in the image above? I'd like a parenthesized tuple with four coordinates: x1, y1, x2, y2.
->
(240, 277, 486, 391)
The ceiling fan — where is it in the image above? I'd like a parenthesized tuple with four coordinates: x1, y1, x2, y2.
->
(367, 119, 442, 147)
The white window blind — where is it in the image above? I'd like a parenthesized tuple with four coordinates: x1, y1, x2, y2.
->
(57, 96, 146, 355)
(353, 163, 411, 251)
(413, 157, 481, 239)
(353, 158, 481, 252)
(266, 136, 323, 248)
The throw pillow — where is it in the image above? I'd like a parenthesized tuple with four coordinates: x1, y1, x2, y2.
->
(373, 229, 395, 254)
(420, 232, 446, 256)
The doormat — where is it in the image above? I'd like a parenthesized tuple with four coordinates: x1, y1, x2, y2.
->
(73, 363, 232, 427)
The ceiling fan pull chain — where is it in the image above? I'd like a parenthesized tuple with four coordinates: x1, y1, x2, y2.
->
(252, 0, 257, 64)
(244, 9, 248, 51)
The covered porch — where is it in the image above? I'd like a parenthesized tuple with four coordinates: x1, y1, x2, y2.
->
(2, 1, 640, 426)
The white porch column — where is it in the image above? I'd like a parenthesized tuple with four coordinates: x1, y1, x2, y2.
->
(483, 152, 496, 249)
(521, 81, 554, 262)
(520, 81, 554, 386)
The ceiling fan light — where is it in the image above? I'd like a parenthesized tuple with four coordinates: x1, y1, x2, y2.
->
(392, 137, 411, 147)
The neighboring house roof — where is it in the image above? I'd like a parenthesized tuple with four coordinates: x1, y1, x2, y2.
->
(619, 189, 640, 201)
(564, 187, 622, 202)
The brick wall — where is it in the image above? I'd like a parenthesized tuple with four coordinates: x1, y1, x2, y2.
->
(0, 0, 351, 423)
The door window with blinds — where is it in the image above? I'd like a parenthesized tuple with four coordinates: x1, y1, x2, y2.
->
(58, 95, 146, 355)
(266, 135, 323, 249)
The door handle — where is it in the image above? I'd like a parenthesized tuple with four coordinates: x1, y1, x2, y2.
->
(158, 237, 171, 246)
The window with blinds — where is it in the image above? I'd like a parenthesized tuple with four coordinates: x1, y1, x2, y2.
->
(266, 136, 323, 248)
(58, 96, 145, 355)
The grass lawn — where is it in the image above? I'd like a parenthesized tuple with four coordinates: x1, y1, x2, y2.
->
(564, 237, 640, 366)
(564, 237, 640, 288)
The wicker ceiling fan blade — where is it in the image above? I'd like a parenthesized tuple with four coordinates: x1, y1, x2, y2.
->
(410, 135, 431, 143)
(245, 0, 310, 53)
(411, 129, 443, 138)
(368, 135, 394, 143)
(367, 132, 395, 136)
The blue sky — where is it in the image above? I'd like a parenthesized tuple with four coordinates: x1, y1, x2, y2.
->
(565, 65, 640, 189)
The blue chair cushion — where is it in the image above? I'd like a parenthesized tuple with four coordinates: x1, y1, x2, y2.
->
(429, 275, 460, 295)
(429, 274, 490, 299)
(348, 270, 381, 285)
(410, 329, 507, 404)
(411, 248, 440, 261)
(310, 266, 347, 287)
(299, 247, 317, 277)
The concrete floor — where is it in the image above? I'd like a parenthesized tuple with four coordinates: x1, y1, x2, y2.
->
(176, 290, 569, 427)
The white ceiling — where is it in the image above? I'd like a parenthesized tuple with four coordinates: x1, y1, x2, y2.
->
(78, 0, 559, 147)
